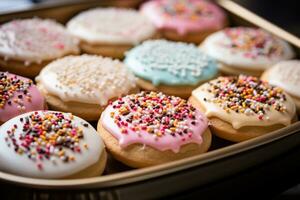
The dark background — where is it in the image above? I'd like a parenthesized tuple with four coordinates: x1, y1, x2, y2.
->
(232, 0, 300, 37)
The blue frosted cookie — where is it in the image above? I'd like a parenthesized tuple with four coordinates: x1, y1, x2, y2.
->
(124, 39, 218, 98)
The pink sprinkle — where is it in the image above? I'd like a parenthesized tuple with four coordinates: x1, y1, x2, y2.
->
(54, 43, 65, 50)
(39, 27, 48, 33)
(37, 163, 43, 170)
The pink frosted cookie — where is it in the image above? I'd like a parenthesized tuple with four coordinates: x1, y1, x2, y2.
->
(0, 72, 46, 124)
(141, 0, 227, 43)
(0, 18, 79, 77)
(97, 91, 211, 168)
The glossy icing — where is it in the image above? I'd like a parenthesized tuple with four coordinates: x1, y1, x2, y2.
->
(192, 75, 296, 129)
(0, 111, 104, 178)
(124, 39, 218, 86)
(67, 7, 156, 45)
(101, 91, 208, 153)
(0, 72, 45, 123)
(0, 18, 79, 64)
(36, 55, 136, 105)
(265, 60, 300, 98)
(201, 27, 295, 69)
(141, 0, 227, 35)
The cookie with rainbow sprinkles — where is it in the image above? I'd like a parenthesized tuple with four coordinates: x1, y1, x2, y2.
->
(201, 27, 295, 76)
(98, 91, 211, 168)
(0, 111, 106, 178)
(190, 75, 297, 142)
(0, 71, 46, 124)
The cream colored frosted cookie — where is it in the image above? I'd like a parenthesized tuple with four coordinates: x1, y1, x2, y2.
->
(201, 27, 295, 76)
(36, 55, 137, 121)
(98, 91, 211, 168)
(67, 8, 157, 58)
(190, 75, 297, 142)
(0, 18, 79, 77)
(0, 111, 106, 179)
(261, 60, 300, 113)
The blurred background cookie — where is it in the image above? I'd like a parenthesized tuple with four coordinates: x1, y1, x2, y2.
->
(67, 7, 157, 59)
(0, 18, 79, 77)
(141, 0, 227, 43)
(201, 27, 295, 76)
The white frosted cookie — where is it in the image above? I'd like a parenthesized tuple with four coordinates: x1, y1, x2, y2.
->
(35, 54, 137, 120)
(66, 8, 157, 58)
(0, 18, 79, 77)
(0, 111, 106, 179)
(190, 75, 296, 142)
(261, 60, 300, 111)
(201, 27, 294, 75)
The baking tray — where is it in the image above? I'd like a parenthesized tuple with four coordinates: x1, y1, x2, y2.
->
(0, 0, 300, 199)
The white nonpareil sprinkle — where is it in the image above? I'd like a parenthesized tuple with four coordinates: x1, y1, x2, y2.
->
(38, 55, 136, 105)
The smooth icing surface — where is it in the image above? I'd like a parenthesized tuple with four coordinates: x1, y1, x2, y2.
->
(0, 18, 79, 63)
(192, 75, 296, 129)
(266, 60, 300, 98)
(201, 27, 295, 69)
(101, 91, 208, 153)
(36, 55, 136, 105)
(67, 7, 156, 45)
(0, 111, 104, 178)
(0, 72, 45, 123)
(124, 39, 218, 86)
(141, 0, 227, 35)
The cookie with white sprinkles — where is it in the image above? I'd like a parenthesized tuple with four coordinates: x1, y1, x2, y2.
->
(125, 39, 218, 98)
(0, 18, 79, 77)
(0, 111, 106, 179)
(35, 54, 137, 121)
(67, 7, 157, 58)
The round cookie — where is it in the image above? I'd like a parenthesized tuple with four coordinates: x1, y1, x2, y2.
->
(124, 39, 218, 98)
(35, 55, 137, 121)
(190, 75, 296, 142)
(0, 111, 106, 179)
(0, 18, 79, 78)
(67, 7, 157, 59)
(141, 0, 227, 43)
(201, 27, 295, 76)
(261, 60, 300, 114)
(0, 71, 46, 124)
(98, 91, 211, 168)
